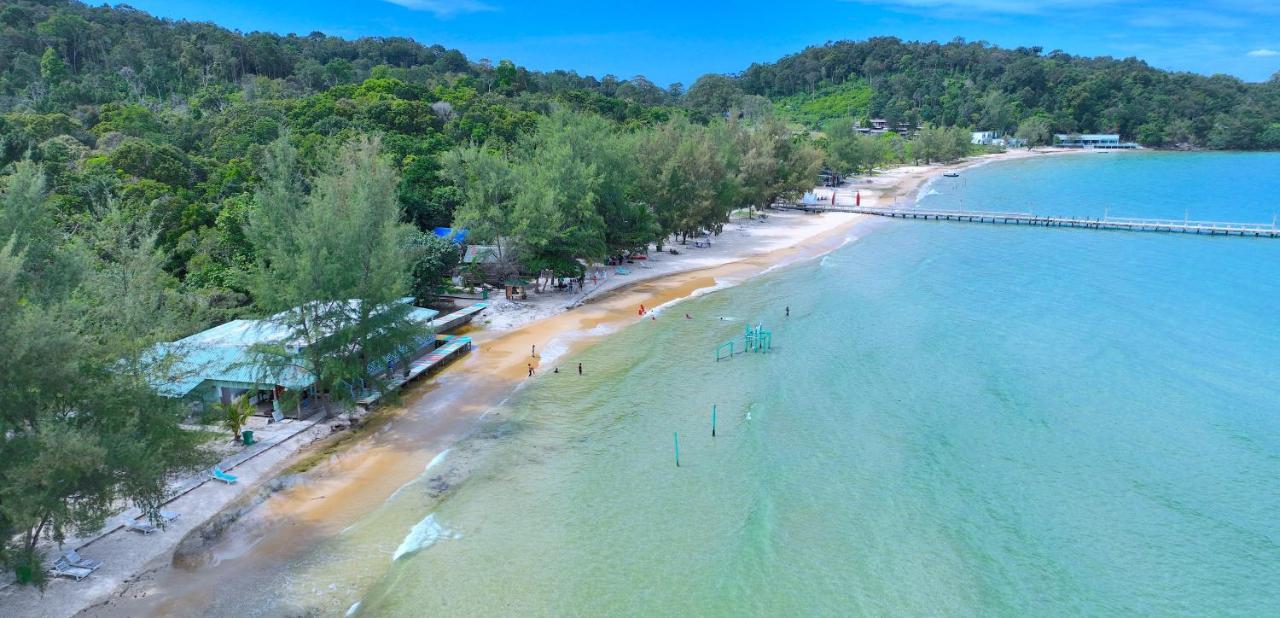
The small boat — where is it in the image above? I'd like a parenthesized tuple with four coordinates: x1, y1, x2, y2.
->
(943, 173, 960, 178)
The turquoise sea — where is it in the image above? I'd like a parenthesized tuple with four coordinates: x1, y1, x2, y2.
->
(348, 151, 1280, 616)
(352, 152, 1280, 615)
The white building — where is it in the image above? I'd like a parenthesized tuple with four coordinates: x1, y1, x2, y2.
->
(1053, 134, 1138, 149)
(971, 131, 1000, 145)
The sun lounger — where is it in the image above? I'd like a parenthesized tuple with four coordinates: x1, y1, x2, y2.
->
(62, 549, 103, 571)
(127, 509, 181, 534)
(125, 518, 158, 534)
(211, 466, 238, 484)
(50, 558, 93, 581)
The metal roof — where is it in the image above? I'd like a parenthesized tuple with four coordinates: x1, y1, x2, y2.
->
(149, 302, 440, 398)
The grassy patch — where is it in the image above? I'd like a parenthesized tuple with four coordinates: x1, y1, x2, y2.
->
(772, 81, 874, 128)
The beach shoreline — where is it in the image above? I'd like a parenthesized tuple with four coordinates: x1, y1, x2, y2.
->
(4, 147, 1068, 618)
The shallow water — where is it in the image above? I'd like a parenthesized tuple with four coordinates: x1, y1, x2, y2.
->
(343, 151, 1280, 616)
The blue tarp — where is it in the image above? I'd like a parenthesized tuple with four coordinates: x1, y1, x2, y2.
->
(432, 227, 468, 244)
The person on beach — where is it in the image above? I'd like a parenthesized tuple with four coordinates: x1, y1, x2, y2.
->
(578, 362, 583, 375)
(531, 344, 536, 357)
(527, 364, 534, 377)
(638, 304, 646, 316)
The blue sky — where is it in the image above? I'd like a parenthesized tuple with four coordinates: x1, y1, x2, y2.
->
(117, 0, 1280, 85)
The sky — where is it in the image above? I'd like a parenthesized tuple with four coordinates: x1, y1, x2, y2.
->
(115, 0, 1280, 85)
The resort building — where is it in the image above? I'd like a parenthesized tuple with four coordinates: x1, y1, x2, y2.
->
(971, 130, 999, 145)
(1053, 133, 1139, 149)
(147, 299, 441, 417)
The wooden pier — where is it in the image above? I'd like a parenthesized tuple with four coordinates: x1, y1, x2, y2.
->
(779, 204, 1280, 238)
(428, 301, 487, 333)
(356, 335, 473, 408)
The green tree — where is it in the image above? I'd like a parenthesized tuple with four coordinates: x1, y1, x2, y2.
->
(39, 48, 67, 84)
(246, 135, 425, 410)
(441, 145, 519, 271)
(0, 166, 209, 586)
(216, 395, 255, 442)
(409, 231, 461, 304)
(1015, 116, 1052, 147)
(684, 74, 745, 119)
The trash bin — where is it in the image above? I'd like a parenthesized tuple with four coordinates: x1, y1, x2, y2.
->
(242, 430, 255, 446)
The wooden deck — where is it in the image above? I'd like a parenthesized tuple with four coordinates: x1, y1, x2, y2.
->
(428, 301, 487, 333)
(356, 335, 473, 407)
(779, 204, 1280, 238)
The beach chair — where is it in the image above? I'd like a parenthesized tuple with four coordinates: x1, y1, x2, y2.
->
(125, 518, 158, 534)
(49, 558, 93, 581)
(62, 549, 103, 571)
(127, 509, 180, 534)
(614, 267, 630, 275)
(211, 466, 238, 484)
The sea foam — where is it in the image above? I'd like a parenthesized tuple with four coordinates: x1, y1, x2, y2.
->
(392, 513, 458, 561)
(424, 448, 451, 473)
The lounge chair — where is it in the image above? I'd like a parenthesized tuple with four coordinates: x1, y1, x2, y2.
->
(49, 558, 93, 581)
(62, 549, 103, 571)
(211, 466, 238, 484)
(125, 518, 158, 534)
(127, 509, 180, 534)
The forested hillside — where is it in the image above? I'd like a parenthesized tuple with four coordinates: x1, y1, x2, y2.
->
(0, 2, 827, 581)
(737, 37, 1280, 149)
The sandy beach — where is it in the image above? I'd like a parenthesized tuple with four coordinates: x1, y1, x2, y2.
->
(0, 147, 1072, 618)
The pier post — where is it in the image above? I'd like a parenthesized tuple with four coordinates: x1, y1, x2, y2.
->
(712, 404, 717, 437)
(674, 432, 680, 467)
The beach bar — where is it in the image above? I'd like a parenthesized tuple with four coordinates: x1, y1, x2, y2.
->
(1053, 133, 1138, 149)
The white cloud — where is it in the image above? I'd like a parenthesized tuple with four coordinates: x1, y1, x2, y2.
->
(382, 0, 495, 17)
(1247, 48, 1279, 57)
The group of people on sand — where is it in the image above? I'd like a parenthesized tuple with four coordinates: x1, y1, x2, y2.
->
(528, 344, 584, 377)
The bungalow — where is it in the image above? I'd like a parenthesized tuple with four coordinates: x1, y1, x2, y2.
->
(148, 299, 438, 418)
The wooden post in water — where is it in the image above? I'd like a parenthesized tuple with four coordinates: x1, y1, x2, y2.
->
(674, 432, 680, 467)
(711, 405, 717, 438)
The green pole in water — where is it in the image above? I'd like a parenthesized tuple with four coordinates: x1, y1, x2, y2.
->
(712, 404, 717, 437)
(674, 432, 680, 467)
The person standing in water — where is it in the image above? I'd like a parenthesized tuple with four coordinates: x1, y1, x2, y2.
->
(577, 362, 583, 375)
(531, 344, 536, 357)
(527, 363, 534, 377)
(785, 306, 790, 318)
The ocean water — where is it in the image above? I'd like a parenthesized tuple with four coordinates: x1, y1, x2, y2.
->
(352, 152, 1280, 616)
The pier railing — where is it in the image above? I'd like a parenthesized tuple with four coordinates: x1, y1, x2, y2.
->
(777, 203, 1280, 238)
